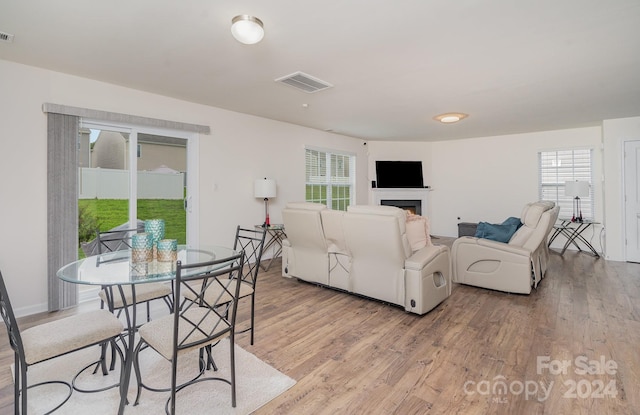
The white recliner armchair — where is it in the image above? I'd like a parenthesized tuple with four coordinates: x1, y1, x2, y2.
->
(452, 201, 559, 294)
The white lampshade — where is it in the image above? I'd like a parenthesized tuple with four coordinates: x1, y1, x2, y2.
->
(254, 178, 276, 198)
(231, 15, 264, 45)
(565, 180, 589, 198)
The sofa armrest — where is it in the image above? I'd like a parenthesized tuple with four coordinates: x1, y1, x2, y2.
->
(405, 244, 449, 270)
(404, 244, 451, 315)
(454, 236, 531, 257)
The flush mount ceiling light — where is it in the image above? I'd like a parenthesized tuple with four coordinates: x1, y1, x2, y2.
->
(231, 15, 264, 44)
(433, 113, 469, 124)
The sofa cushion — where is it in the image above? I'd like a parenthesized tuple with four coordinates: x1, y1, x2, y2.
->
(508, 225, 533, 247)
(347, 204, 406, 218)
(521, 201, 553, 228)
(405, 214, 433, 251)
(347, 205, 407, 234)
(285, 202, 327, 211)
(474, 221, 519, 243)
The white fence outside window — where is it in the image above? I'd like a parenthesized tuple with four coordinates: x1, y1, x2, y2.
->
(79, 167, 184, 199)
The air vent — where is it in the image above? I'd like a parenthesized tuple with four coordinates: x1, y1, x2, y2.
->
(275, 71, 333, 93)
(0, 31, 14, 43)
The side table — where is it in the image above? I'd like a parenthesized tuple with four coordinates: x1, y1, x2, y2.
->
(255, 224, 287, 271)
(548, 219, 600, 257)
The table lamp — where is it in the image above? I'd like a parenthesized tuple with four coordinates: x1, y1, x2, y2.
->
(254, 178, 276, 227)
(565, 180, 589, 222)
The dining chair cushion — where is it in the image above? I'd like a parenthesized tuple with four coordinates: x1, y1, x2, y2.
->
(99, 282, 172, 308)
(225, 280, 254, 299)
(138, 307, 228, 360)
(21, 309, 124, 365)
(182, 280, 253, 305)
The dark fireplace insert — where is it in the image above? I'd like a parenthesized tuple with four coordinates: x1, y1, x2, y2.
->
(380, 199, 421, 216)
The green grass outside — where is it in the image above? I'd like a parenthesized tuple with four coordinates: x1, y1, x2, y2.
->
(78, 199, 186, 257)
(305, 185, 350, 211)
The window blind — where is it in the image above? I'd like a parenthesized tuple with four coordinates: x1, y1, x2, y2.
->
(539, 149, 594, 220)
(305, 148, 355, 210)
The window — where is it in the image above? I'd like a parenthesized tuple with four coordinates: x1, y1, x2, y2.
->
(539, 149, 594, 220)
(305, 148, 355, 211)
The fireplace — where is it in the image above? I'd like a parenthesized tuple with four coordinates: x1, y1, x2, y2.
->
(381, 199, 422, 215)
(372, 188, 429, 217)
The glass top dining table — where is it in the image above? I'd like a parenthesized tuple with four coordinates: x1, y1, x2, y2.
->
(57, 245, 238, 286)
(57, 244, 238, 415)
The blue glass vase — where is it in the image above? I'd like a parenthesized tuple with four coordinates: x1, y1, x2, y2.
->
(131, 232, 153, 263)
(144, 219, 165, 244)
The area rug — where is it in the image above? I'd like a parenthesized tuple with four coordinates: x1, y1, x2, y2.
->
(15, 339, 295, 414)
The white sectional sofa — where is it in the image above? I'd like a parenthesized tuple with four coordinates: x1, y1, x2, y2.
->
(281, 202, 451, 315)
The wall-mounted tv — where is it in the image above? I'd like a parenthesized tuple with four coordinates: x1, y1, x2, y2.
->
(375, 161, 424, 188)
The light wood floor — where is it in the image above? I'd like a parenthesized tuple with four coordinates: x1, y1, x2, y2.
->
(1, 239, 639, 414)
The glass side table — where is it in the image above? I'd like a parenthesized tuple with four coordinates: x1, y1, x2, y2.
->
(548, 218, 600, 257)
(255, 224, 287, 271)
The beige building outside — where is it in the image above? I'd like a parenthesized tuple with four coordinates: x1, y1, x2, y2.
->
(78, 129, 186, 199)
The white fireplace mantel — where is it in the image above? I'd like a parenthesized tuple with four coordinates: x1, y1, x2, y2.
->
(371, 188, 430, 215)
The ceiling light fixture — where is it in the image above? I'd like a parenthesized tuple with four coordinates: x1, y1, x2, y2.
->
(434, 113, 469, 124)
(231, 15, 264, 45)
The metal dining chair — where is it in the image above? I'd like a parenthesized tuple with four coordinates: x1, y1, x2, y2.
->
(182, 226, 266, 346)
(93, 226, 173, 323)
(230, 226, 266, 344)
(91, 225, 174, 375)
(132, 251, 245, 414)
(0, 270, 125, 414)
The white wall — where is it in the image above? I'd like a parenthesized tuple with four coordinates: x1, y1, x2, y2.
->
(0, 59, 367, 315)
(367, 126, 605, 247)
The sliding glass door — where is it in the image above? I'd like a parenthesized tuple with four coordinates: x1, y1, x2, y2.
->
(135, 133, 188, 245)
(78, 125, 131, 255)
(79, 121, 198, 259)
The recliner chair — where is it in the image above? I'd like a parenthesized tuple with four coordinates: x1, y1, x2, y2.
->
(452, 201, 559, 294)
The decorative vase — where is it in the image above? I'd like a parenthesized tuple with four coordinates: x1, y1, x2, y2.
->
(157, 239, 178, 262)
(144, 219, 165, 243)
(131, 232, 153, 263)
(144, 219, 165, 258)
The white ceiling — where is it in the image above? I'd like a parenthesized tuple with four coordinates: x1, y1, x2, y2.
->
(1, 0, 639, 142)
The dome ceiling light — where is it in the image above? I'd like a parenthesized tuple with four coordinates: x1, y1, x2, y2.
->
(434, 113, 469, 123)
(231, 15, 264, 45)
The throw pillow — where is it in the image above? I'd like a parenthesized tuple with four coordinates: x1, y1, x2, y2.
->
(474, 221, 519, 243)
(405, 214, 433, 251)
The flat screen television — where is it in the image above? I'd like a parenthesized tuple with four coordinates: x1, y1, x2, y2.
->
(375, 161, 424, 188)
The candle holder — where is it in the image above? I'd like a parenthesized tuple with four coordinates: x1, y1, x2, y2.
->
(157, 239, 178, 262)
(131, 232, 153, 263)
(144, 219, 165, 258)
